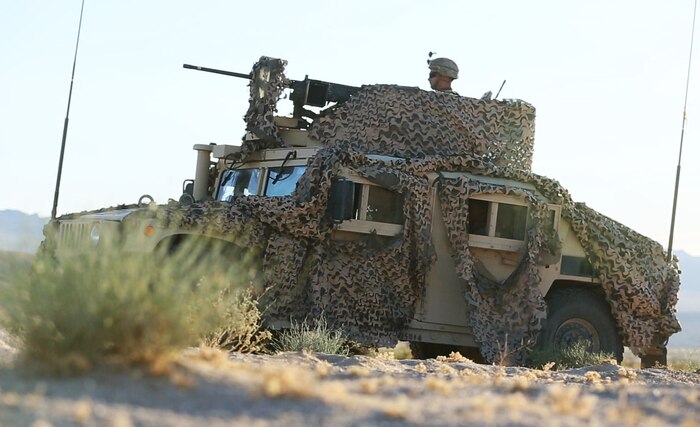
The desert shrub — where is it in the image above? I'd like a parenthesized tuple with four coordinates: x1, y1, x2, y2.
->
(272, 317, 349, 355)
(201, 288, 272, 353)
(367, 342, 411, 360)
(668, 349, 700, 372)
(393, 341, 411, 360)
(0, 250, 33, 288)
(669, 360, 700, 372)
(0, 238, 253, 373)
(527, 341, 614, 370)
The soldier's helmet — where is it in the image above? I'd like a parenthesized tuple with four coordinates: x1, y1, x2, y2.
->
(429, 57, 459, 79)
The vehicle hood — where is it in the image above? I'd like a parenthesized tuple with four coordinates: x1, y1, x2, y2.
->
(71, 207, 147, 222)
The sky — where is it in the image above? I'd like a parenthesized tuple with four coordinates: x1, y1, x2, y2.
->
(1, 1, 699, 256)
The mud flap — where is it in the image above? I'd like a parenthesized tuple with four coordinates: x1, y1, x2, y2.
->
(640, 346, 668, 368)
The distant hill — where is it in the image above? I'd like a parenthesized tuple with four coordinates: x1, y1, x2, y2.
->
(0, 210, 48, 253)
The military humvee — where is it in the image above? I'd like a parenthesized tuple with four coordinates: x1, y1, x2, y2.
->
(45, 57, 680, 367)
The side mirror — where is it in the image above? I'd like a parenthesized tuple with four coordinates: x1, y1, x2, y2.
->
(182, 179, 194, 196)
(179, 180, 195, 206)
(327, 178, 355, 223)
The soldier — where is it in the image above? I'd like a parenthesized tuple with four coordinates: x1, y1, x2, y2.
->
(428, 57, 459, 94)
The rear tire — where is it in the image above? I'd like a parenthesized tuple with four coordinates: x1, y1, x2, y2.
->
(539, 288, 623, 363)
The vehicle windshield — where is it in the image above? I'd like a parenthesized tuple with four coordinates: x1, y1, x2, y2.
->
(217, 168, 261, 202)
(266, 166, 307, 196)
(217, 166, 307, 201)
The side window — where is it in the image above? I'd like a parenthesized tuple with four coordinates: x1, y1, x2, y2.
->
(329, 179, 404, 239)
(365, 186, 404, 224)
(495, 203, 527, 240)
(547, 209, 556, 229)
(467, 199, 490, 236)
(467, 198, 528, 249)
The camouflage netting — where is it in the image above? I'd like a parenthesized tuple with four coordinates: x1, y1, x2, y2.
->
(243, 57, 287, 144)
(436, 177, 554, 363)
(156, 57, 679, 362)
(159, 149, 434, 348)
(309, 84, 535, 170)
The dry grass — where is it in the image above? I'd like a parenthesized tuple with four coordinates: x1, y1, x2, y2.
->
(623, 347, 700, 371)
(495, 334, 535, 366)
(201, 288, 272, 353)
(528, 341, 615, 370)
(393, 341, 411, 360)
(0, 238, 253, 374)
(272, 317, 349, 355)
(668, 348, 700, 371)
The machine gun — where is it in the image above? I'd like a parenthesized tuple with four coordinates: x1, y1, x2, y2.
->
(183, 64, 360, 119)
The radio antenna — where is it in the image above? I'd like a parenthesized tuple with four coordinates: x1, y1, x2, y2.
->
(51, 0, 86, 220)
(667, 0, 697, 261)
(494, 80, 507, 99)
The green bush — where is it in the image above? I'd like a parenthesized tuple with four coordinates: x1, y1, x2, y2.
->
(0, 238, 253, 373)
(272, 317, 349, 356)
(0, 250, 33, 287)
(528, 341, 614, 370)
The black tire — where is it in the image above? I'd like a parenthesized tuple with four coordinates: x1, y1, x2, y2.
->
(539, 288, 623, 363)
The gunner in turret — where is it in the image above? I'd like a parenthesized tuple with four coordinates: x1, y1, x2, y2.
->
(428, 57, 459, 94)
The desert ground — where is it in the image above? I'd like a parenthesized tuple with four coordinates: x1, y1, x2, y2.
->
(0, 330, 699, 427)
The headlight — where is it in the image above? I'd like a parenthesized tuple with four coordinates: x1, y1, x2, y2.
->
(90, 223, 101, 246)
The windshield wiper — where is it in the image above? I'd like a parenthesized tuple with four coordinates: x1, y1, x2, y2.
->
(271, 150, 297, 185)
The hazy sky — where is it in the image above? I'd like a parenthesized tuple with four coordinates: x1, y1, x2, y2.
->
(1, 1, 699, 256)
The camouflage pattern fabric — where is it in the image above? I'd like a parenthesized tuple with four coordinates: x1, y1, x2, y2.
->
(157, 148, 434, 348)
(243, 57, 287, 142)
(437, 177, 553, 364)
(154, 57, 679, 362)
(310, 84, 535, 170)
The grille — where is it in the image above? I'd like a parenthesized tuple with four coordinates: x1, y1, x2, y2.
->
(57, 222, 92, 250)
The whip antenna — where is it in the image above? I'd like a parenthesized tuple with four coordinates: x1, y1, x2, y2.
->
(51, 0, 86, 220)
(667, 0, 697, 261)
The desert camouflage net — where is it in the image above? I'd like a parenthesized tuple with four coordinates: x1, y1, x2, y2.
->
(157, 149, 434, 348)
(243, 57, 287, 144)
(155, 57, 679, 362)
(436, 177, 554, 364)
(310, 84, 535, 170)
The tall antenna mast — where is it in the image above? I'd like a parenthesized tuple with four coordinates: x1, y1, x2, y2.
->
(51, 0, 86, 220)
(667, 0, 697, 261)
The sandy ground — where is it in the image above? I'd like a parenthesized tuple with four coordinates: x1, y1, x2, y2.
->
(0, 330, 699, 427)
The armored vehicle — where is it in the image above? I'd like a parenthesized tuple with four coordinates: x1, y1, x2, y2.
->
(45, 57, 681, 366)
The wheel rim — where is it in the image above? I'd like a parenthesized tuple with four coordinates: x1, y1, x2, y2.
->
(553, 318, 600, 351)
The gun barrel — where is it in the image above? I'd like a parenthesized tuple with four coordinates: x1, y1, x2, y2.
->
(183, 64, 252, 80)
(184, 62, 360, 110)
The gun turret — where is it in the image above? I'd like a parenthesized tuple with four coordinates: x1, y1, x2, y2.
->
(183, 63, 360, 118)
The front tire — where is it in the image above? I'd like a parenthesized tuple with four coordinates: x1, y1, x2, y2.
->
(539, 288, 623, 363)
